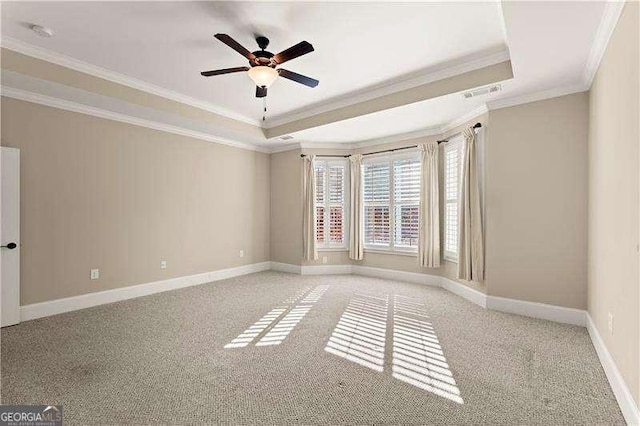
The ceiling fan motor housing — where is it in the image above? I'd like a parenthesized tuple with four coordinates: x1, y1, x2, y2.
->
(252, 36, 275, 67)
(252, 50, 275, 67)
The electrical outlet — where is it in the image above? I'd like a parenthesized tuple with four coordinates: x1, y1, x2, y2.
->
(239, 250, 244, 258)
(608, 312, 614, 334)
(90, 269, 100, 280)
(322, 256, 328, 264)
(160, 260, 167, 269)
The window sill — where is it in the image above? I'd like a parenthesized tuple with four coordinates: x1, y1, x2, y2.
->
(444, 256, 458, 264)
(364, 248, 417, 257)
(318, 247, 349, 252)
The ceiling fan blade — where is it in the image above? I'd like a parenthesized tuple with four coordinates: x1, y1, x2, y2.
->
(273, 41, 314, 64)
(277, 69, 319, 88)
(200, 66, 249, 77)
(214, 33, 257, 61)
(256, 86, 267, 98)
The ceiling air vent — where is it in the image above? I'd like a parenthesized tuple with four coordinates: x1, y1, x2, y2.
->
(279, 135, 294, 141)
(462, 84, 502, 99)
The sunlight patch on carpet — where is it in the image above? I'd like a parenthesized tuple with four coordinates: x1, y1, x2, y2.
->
(392, 295, 463, 404)
(324, 294, 389, 372)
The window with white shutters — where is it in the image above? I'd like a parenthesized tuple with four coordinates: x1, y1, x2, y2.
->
(363, 154, 421, 252)
(394, 158, 420, 248)
(364, 162, 391, 246)
(315, 159, 348, 249)
(444, 136, 463, 261)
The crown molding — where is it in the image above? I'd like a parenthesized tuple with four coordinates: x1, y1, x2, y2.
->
(264, 47, 510, 129)
(440, 104, 488, 134)
(299, 141, 353, 150)
(583, 0, 625, 88)
(1, 36, 262, 127)
(269, 143, 302, 154)
(1, 86, 270, 154)
(486, 84, 588, 111)
(297, 105, 488, 151)
(294, 127, 441, 152)
(2, 79, 589, 157)
(350, 126, 443, 149)
(283, 81, 589, 154)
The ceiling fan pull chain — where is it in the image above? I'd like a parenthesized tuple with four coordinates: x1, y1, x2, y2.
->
(263, 97, 267, 122)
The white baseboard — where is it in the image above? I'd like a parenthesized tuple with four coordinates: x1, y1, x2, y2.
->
(486, 295, 586, 326)
(270, 262, 302, 274)
(20, 261, 271, 321)
(441, 278, 487, 309)
(587, 314, 640, 425)
(302, 264, 353, 275)
(269, 263, 586, 327)
(352, 265, 440, 287)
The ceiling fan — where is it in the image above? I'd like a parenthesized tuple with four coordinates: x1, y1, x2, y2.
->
(201, 34, 319, 98)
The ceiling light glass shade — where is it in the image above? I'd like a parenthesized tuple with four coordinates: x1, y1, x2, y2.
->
(247, 66, 278, 88)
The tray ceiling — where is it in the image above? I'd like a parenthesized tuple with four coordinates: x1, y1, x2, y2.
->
(0, 1, 506, 123)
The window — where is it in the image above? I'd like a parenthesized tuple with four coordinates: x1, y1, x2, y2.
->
(444, 137, 463, 261)
(363, 154, 421, 252)
(315, 159, 348, 249)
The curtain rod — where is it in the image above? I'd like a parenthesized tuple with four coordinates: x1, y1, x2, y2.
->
(300, 123, 481, 158)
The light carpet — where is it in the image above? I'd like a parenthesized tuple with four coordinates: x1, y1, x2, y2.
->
(1, 271, 624, 424)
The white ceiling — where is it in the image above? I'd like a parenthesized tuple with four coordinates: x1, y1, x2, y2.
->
(287, 0, 607, 144)
(0, 1, 506, 122)
(0, 1, 611, 147)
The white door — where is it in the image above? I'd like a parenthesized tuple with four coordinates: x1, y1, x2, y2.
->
(1, 147, 20, 327)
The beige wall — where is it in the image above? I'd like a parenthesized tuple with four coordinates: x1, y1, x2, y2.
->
(270, 149, 302, 265)
(1, 97, 271, 305)
(588, 2, 639, 406)
(485, 92, 589, 309)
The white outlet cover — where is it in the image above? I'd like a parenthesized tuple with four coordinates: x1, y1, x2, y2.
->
(322, 256, 328, 264)
(239, 250, 244, 258)
(90, 269, 99, 280)
(160, 260, 167, 269)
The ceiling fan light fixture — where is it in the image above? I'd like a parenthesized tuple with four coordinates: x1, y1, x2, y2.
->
(247, 66, 278, 88)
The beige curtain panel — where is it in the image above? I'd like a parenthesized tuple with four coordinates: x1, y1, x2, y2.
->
(302, 155, 318, 261)
(457, 128, 484, 281)
(418, 142, 440, 267)
(349, 154, 364, 260)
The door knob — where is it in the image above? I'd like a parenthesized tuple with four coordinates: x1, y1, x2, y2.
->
(1, 242, 17, 249)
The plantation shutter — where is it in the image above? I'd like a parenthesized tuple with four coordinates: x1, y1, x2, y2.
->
(444, 140, 462, 259)
(315, 160, 347, 247)
(363, 162, 391, 246)
(393, 158, 420, 248)
(328, 165, 345, 243)
(315, 165, 326, 244)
